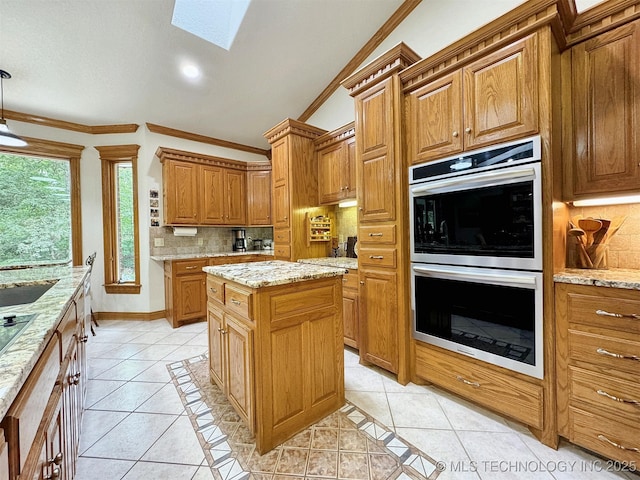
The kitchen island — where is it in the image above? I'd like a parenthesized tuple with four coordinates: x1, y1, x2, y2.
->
(203, 260, 345, 454)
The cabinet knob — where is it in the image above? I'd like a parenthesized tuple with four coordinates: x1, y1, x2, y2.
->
(359, 281, 364, 285)
(45, 467, 61, 480)
(465, 127, 472, 134)
(230, 299, 241, 306)
(49, 452, 63, 466)
(79, 335, 89, 343)
(452, 131, 459, 137)
(210, 287, 217, 293)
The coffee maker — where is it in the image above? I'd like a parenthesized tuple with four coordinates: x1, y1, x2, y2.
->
(232, 228, 247, 252)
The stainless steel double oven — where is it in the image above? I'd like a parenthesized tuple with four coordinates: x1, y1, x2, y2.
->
(409, 136, 544, 379)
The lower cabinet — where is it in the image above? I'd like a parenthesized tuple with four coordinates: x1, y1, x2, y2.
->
(556, 282, 640, 465)
(342, 269, 359, 349)
(0, 429, 8, 480)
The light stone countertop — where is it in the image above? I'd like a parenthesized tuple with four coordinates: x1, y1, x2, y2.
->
(0, 265, 90, 420)
(151, 250, 274, 262)
(554, 268, 640, 290)
(297, 257, 358, 270)
(203, 260, 345, 288)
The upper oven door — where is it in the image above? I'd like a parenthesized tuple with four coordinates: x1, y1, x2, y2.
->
(409, 161, 542, 271)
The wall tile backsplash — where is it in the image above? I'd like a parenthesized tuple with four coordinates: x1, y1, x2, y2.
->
(150, 226, 273, 257)
(568, 203, 640, 269)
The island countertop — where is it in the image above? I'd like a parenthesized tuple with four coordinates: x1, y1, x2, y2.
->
(0, 265, 90, 420)
(203, 260, 345, 288)
(297, 257, 358, 270)
(151, 249, 274, 262)
(554, 268, 640, 290)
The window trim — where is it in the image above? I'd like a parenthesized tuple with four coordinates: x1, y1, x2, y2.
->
(96, 144, 141, 294)
(0, 136, 85, 266)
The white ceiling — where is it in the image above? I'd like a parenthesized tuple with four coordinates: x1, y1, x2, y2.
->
(0, 0, 403, 149)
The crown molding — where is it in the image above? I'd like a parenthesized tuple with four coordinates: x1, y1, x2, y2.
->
(94, 144, 141, 160)
(314, 122, 355, 150)
(146, 123, 269, 158)
(0, 136, 85, 158)
(565, 0, 640, 46)
(3, 109, 139, 134)
(263, 118, 328, 145)
(155, 146, 270, 171)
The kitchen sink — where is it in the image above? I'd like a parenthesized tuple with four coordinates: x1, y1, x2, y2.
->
(0, 282, 56, 308)
(0, 313, 38, 354)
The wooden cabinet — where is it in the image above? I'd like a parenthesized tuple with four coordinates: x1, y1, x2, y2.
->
(316, 122, 356, 205)
(264, 119, 330, 261)
(157, 148, 271, 226)
(341, 269, 359, 349)
(556, 283, 640, 465)
(247, 170, 272, 225)
(343, 44, 419, 384)
(206, 271, 344, 454)
(0, 429, 8, 480)
(407, 33, 539, 164)
(164, 255, 264, 328)
(566, 19, 640, 199)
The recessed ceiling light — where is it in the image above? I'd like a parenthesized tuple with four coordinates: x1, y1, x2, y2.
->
(181, 64, 201, 80)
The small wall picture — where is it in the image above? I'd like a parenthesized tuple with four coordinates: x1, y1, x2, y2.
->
(150, 219, 160, 227)
(150, 208, 159, 218)
(150, 198, 159, 208)
(150, 189, 159, 199)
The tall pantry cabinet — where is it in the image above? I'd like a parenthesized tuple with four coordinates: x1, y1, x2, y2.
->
(342, 44, 421, 385)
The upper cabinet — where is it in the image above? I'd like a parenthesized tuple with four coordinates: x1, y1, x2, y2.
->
(566, 19, 640, 199)
(407, 33, 539, 164)
(157, 148, 270, 226)
(315, 122, 356, 205)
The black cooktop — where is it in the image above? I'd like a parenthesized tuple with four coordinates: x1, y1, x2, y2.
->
(0, 313, 37, 355)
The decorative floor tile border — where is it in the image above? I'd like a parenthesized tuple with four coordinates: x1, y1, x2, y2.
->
(168, 355, 442, 480)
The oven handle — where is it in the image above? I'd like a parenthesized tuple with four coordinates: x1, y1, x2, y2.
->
(410, 165, 537, 195)
(412, 265, 537, 289)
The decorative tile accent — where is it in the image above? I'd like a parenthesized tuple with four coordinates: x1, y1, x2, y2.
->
(168, 355, 443, 480)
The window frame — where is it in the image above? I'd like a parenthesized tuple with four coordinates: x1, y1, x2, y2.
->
(0, 137, 84, 266)
(96, 144, 141, 294)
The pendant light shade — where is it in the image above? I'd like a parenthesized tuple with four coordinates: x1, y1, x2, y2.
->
(0, 70, 27, 147)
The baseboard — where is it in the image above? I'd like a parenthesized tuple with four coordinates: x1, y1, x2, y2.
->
(93, 310, 166, 321)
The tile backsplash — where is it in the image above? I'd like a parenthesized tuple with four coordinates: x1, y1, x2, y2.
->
(568, 203, 640, 269)
(150, 226, 273, 257)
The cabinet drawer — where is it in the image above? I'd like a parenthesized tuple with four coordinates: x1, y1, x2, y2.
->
(359, 225, 396, 245)
(174, 259, 208, 276)
(342, 270, 359, 291)
(569, 406, 640, 464)
(274, 245, 291, 259)
(415, 342, 543, 428)
(225, 284, 252, 319)
(207, 277, 225, 305)
(568, 366, 640, 423)
(567, 290, 640, 335)
(568, 329, 639, 376)
(358, 247, 397, 269)
(274, 229, 291, 243)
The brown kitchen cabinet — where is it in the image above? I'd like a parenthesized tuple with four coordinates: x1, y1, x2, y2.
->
(247, 169, 272, 225)
(406, 33, 539, 164)
(0, 429, 8, 480)
(343, 44, 420, 384)
(556, 282, 640, 466)
(164, 255, 265, 328)
(341, 268, 359, 349)
(316, 122, 356, 205)
(206, 270, 344, 454)
(565, 19, 640, 199)
(157, 148, 270, 226)
(264, 119, 330, 261)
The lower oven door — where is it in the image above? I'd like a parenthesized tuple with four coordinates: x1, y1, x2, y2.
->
(411, 263, 543, 379)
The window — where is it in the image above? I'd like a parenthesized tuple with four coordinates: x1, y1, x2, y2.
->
(97, 144, 141, 294)
(0, 137, 84, 267)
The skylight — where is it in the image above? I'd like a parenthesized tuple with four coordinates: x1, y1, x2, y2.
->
(172, 0, 251, 51)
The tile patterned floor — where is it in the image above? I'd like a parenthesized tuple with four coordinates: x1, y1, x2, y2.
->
(76, 319, 638, 480)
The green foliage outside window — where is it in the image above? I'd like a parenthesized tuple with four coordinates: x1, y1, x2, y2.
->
(0, 153, 71, 267)
(116, 163, 134, 282)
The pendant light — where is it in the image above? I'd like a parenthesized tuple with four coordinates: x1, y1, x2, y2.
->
(0, 70, 27, 147)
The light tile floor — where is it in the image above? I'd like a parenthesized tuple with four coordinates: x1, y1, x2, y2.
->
(76, 319, 638, 480)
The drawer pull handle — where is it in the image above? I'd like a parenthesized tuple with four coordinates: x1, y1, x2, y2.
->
(79, 334, 89, 343)
(369, 255, 384, 259)
(230, 299, 241, 305)
(456, 376, 480, 388)
(368, 232, 383, 237)
(596, 309, 640, 320)
(597, 434, 640, 452)
(210, 288, 217, 293)
(45, 467, 61, 480)
(48, 452, 63, 466)
(596, 348, 640, 361)
(185, 266, 198, 270)
(596, 389, 640, 406)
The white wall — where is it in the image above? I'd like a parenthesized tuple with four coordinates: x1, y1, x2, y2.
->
(307, 0, 526, 131)
(9, 120, 266, 315)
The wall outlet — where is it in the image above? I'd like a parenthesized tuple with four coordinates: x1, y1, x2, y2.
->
(154, 237, 164, 247)
(197, 238, 204, 246)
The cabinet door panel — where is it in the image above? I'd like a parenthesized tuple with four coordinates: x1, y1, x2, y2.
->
(359, 154, 396, 223)
(408, 71, 463, 164)
(308, 315, 340, 405)
(359, 85, 389, 155)
(342, 291, 359, 349)
(247, 171, 272, 225)
(345, 137, 357, 197)
(208, 307, 225, 389)
(225, 315, 253, 428)
(225, 170, 247, 225)
(572, 21, 640, 195)
(271, 137, 289, 186)
(318, 142, 345, 204)
(165, 161, 199, 224)
(270, 325, 305, 424)
(272, 183, 290, 228)
(201, 165, 225, 224)
(176, 275, 206, 320)
(463, 33, 539, 149)
(359, 269, 398, 373)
